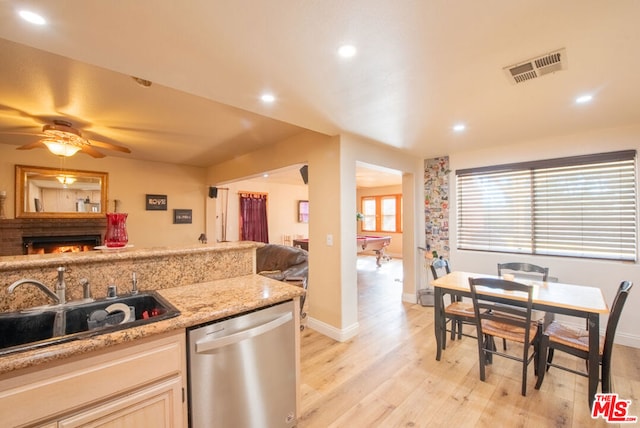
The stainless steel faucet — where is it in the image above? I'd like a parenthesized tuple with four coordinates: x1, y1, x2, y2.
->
(7, 266, 67, 305)
(55, 266, 66, 304)
(131, 272, 138, 295)
(80, 278, 92, 300)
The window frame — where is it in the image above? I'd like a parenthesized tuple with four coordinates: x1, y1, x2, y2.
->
(456, 150, 637, 261)
(360, 194, 403, 233)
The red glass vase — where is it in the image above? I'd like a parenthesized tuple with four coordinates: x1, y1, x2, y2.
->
(104, 213, 129, 248)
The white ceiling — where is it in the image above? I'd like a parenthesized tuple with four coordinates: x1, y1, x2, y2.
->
(0, 1, 639, 187)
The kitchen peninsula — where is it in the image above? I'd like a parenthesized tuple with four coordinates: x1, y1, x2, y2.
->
(0, 242, 304, 427)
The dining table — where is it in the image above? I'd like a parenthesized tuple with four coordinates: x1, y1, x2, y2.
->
(431, 271, 609, 407)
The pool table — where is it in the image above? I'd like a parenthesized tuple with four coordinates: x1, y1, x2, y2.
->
(357, 235, 391, 266)
(293, 235, 391, 267)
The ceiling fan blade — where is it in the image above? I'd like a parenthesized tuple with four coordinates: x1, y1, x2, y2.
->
(0, 128, 44, 135)
(89, 139, 131, 153)
(16, 141, 46, 150)
(79, 145, 106, 158)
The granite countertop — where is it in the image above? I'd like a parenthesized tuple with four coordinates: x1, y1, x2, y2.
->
(0, 241, 260, 270)
(0, 274, 304, 376)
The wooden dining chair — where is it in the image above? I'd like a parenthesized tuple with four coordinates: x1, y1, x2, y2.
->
(430, 259, 476, 347)
(497, 262, 549, 282)
(468, 277, 540, 396)
(498, 262, 552, 330)
(535, 281, 632, 396)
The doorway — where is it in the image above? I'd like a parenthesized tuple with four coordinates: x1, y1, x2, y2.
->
(355, 162, 405, 318)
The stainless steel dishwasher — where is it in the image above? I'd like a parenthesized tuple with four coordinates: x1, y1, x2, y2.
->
(187, 300, 297, 428)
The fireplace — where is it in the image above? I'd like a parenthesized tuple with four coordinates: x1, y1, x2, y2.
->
(23, 235, 102, 255)
(0, 218, 107, 256)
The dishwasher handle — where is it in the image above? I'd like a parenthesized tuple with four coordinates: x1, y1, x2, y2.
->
(195, 311, 293, 354)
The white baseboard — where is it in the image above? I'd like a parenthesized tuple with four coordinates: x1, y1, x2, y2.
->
(306, 317, 359, 342)
(402, 292, 417, 304)
(614, 332, 640, 349)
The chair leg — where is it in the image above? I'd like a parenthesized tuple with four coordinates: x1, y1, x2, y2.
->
(442, 321, 448, 350)
(457, 320, 463, 339)
(602, 359, 611, 393)
(485, 335, 496, 365)
(502, 338, 508, 351)
(477, 333, 487, 381)
(521, 353, 528, 396)
(546, 348, 554, 372)
(450, 319, 456, 340)
(533, 322, 542, 377)
(535, 335, 549, 390)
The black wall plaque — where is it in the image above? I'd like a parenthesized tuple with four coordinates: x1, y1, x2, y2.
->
(146, 194, 167, 210)
(173, 209, 192, 224)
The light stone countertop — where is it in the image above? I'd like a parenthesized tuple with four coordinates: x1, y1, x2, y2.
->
(0, 241, 259, 270)
(0, 274, 304, 376)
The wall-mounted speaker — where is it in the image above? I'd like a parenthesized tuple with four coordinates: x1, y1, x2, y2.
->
(208, 186, 218, 198)
(299, 165, 308, 185)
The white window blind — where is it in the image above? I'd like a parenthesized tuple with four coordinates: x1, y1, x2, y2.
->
(456, 151, 637, 261)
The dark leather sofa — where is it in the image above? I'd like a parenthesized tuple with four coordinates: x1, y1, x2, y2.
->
(256, 244, 308, 282)
(256, 244, 309, 328)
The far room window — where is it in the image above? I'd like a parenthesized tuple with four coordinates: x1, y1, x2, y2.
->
(361, 194, 402, 233)
(456, 150, 637, 261)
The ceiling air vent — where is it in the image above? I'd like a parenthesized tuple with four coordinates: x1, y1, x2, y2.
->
(503, 48, 567, 84)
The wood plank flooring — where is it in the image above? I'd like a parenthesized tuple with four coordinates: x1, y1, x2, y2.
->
(298, 256, 640, 427)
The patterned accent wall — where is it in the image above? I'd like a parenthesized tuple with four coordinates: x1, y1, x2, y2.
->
(424, 156, 450, 259)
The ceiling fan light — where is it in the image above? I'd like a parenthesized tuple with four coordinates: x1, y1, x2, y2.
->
(42, 139, 82, 157)
(56, 175, 76, 185)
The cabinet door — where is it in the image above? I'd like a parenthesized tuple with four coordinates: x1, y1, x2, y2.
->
(57, 376, 182, 428)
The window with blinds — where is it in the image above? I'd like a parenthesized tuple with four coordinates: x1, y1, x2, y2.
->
(456, 150, 637, 261)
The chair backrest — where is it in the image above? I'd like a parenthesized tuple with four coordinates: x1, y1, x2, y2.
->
(602, 281, 633, 361)
(497, 262, 549, 281)
(468, 277, 535, 344)
(430, 258, 451, 280)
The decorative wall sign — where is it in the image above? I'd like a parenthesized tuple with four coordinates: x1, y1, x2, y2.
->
(173, 209, 192, 224)
(146, 194, 167, 210)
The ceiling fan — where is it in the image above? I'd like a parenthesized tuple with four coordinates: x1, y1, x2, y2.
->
(16, 119, 131, 158)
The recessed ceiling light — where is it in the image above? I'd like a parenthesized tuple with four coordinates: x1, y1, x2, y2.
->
(263, 173, 269, 178)
(18, 10, 46, 25)
(575, 94, 593, 104)
(338, 45, 357, 58)
(261, 93, 275, 103)
(453, 123, 466, 132)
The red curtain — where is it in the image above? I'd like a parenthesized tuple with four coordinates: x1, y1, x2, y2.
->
(239, 193, 269, 243)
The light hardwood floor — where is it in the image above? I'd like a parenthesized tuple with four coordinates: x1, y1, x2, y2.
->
(298, 256, 640, 427)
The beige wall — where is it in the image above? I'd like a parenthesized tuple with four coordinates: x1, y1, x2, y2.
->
(356, 184, 404, 257)
(449, 124, 640, 348)
(0, 143, 207, 248)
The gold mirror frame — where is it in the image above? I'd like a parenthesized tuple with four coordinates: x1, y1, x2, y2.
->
(15, 165, 108, 218)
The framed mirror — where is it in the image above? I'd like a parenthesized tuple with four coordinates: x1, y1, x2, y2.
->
(15, 165, 108, 218)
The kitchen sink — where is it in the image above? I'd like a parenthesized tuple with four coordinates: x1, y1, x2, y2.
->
(0, 291, 180, 356)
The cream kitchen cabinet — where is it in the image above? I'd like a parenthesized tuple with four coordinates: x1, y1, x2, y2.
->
(57, 376, 182, 427)
(0, 330, 186, 428)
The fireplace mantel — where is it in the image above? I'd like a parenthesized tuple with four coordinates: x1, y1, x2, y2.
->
(0, 218, 107, 256)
